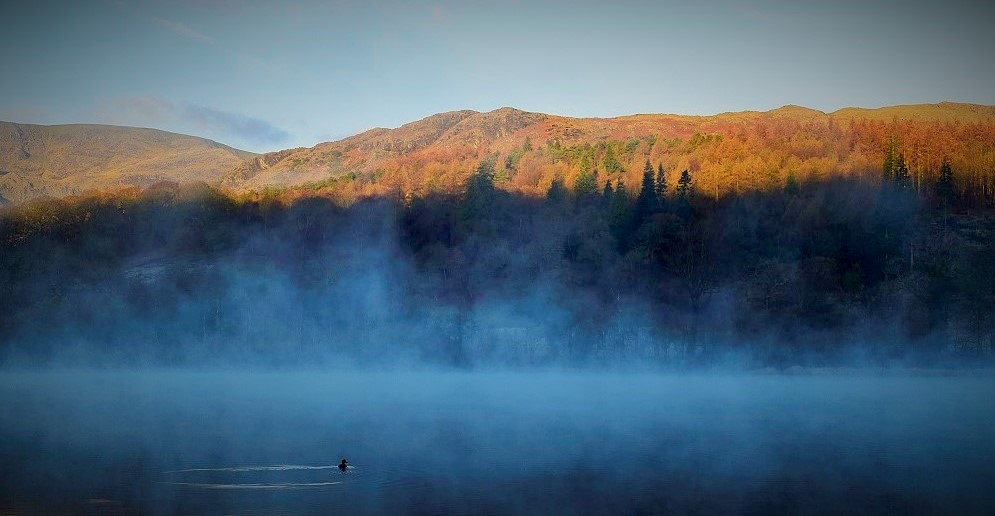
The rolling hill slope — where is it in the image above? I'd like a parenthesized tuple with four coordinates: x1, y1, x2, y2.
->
(0, 122, 256, 203)
(4, 102, 993, 204)
(218, 102, 995, 199)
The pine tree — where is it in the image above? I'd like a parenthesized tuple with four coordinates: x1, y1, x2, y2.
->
(894, 153, 911, 188)
(636, 160, 657, 220)
(609, 178, 632, 247)
(546, 177, 567, 203)
(676, 169, 693, 199)
(602, 145, 623, 174)
(935, 156, 955, 206)
(574, 164, 599, 199)
(460, 159, 497, 226)
(602, 179, 614, 205)
(676, 169, 694, 218)
(614, 178, 628, 203)
(655, 164, 667, 200)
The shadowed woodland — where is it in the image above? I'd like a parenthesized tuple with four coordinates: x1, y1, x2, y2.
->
(1, 153, 993, 367)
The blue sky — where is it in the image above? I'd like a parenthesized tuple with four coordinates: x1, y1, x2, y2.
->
(1, 0, 993, 152)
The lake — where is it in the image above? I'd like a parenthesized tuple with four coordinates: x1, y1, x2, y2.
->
(1, 370, 993, 514)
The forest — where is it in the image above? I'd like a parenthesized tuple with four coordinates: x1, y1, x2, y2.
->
(1, 151, 993, 368)
(239, 110, 995, 214)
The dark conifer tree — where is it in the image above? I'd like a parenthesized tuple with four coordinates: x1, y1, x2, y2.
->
(676, 169, 694, 219)
(546, 177, 567, 203)
(676, 169, 693, 198)
(602, 179, 614, 205)
(460, 159, 496, 225)
(894, 153, 911, 188)
(935, 156, 955, 206)
(655, 164, 667, 202)
(636, 160, 658, 221)
(574, 161, 599, 199)
(609, 178, 632, 248)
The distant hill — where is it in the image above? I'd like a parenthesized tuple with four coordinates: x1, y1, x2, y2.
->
(4, 102, 994, 204)
(218, 102, 995, 200)
(0, 122, 255, 203)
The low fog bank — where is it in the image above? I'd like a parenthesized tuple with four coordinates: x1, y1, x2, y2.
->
(1, 175, 993, 369)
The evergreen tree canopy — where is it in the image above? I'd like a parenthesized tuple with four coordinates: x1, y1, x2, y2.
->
(894, 153, 911, 187)
(574, 165, 599, 199)
(460, 158, 497, 224)
(655, 164, 667, 201)
(546, 177, 567, 202)
(602, 145, 623, 174)
(936, 156, 955, 205)
(676, 169, 693, 199)
(636, 160, 658, 220)
(676, 169, 694, 219)
(608, 178, 633, 247)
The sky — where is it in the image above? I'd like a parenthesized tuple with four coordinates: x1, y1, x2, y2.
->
(1, 0, 993, 153)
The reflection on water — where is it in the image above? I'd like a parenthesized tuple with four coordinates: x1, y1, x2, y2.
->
(1, 371, 994, 515)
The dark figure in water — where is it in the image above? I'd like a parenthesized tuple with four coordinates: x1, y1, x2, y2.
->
(339, 459, 349, 471)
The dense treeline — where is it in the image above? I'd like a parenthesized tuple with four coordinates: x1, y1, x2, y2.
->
(1, 160, 993, 367)
(278, 113, 995, 211)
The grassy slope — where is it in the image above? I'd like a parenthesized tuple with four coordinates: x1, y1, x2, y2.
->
(0, 122, 256, 203)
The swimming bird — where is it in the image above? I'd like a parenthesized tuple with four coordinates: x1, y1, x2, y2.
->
(339, 459, 349, 471)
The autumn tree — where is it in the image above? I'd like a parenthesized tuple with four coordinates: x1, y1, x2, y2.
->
(883, 135, 899, 183)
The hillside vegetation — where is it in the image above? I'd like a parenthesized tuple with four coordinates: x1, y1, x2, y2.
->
(0, 122, 255, 204)
(221, 102, 995, 209)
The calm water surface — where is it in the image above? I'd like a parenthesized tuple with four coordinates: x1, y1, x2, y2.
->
(1, 371, 993, 514)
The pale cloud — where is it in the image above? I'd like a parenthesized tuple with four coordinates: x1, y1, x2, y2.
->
(152, 16, 213, 44)
(183, 103, 289, 145)
(100, 97, 290, 147)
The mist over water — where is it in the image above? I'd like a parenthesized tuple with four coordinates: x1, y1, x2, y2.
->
(1, 370, 994, 514)
(2, 171, 994, 514)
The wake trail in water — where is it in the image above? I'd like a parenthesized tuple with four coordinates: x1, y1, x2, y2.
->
(163, 464, 340, 473)
(160, 481, 342, 490)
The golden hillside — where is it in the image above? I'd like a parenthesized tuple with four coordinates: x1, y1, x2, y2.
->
(220, 102, 995, 202)
(0, 122, 255, 204)
(4, 102, 993, 205)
